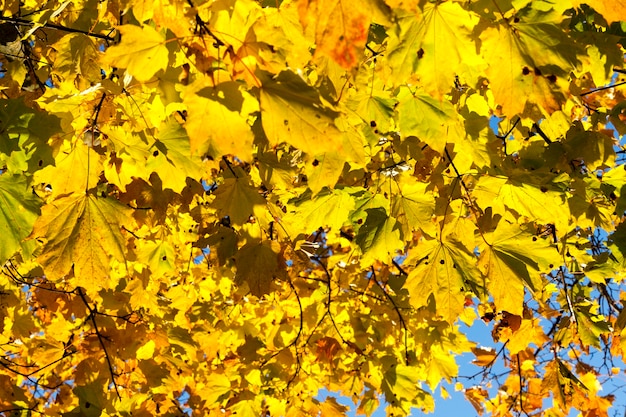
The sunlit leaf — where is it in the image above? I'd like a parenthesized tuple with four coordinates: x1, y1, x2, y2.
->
(405, 218, 480, 323)
(183, 83, 257, 162)
(478, 221, 558, 315)
(31, 192, 130, 293)
(146, 118, 203, 192)
(297, 0, 370, 69)
(386, 3, 482, 96)
(395, 87, 462, 153)
(102, 25, 169, 81)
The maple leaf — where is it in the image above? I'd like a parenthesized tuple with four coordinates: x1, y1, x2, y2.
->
(0, 98, 59, 174)
(347, 92, 396, 135)
(390, 172, 436, 237)
(395, 87, 463, 153)
(31, 192, 130, 294)
(405, 218, 481, 323)
(282, 187, 357, 238)
(472, 172, 571, 232)
(478, 221, 558, 315)
(0, 175, 41, 264)
(146, 118, 203, 193)
(51, 33, 102, 85)
(34, 140, 103, 197)
(479, 4, 580, 116)
(354, 208, 403, 266)
(297, 0, 370, 69)
(102, 25, 169, 82)
(1, 1, 625, 416)
(381, 364, 434, 412)
(234, 240, 284, 297)
(183, 82, 258, 162)
(211, 176, 266, 227)
(259, 70, 344, 155)
(572, 0, 626, 23)
(386, 3, 482, 96)
(305, 152, 346, 196)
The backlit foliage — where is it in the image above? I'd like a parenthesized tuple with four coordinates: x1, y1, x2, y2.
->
(0, 0, 625, 416)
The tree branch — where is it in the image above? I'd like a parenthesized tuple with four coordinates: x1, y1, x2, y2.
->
(76, 287, 121, 399)
(370, 267, 410, 365)
(0, 16, 115, 41)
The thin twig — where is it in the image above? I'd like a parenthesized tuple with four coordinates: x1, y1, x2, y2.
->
(284, 277, 304, 388)
(76, 288, 121, 399)
(312, 256, 347, 344)
(516, 354, 529, 416)
(392, 259, 407, 276)
(558, 267, 577, 325)
(0, 16, 115, 41)
(580, 80, 626, 97)
(370, 267, 410, 365)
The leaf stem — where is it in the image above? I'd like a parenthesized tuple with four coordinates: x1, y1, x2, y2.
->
(221, 155, 238, 178)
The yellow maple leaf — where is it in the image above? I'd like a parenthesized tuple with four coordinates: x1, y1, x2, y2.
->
(34, 140, 102, 197)
(211, 176, 267, 227)
(297, 0, 370, 69)
(136, 339, 156, 360)
(478, 221, 558, 315)
(386, 3, 482, 96)
(31, 192, 130, 294)
(182, 82, 257, 162)
(102, 25, 169, 82)
(572, 0, 626, 23)
(259, 70, 344, 156)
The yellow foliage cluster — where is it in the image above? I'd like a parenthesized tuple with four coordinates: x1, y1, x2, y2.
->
(0, 0, 625, 415)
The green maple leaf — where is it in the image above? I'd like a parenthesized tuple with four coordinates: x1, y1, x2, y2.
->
(574, 302, 611, 349)
(355, 208, 404, 266)
(395, 86, 463, 153)
(146, 118, 202, 193)
(0, 175, 41, 264)
(0, 98, 59, 174)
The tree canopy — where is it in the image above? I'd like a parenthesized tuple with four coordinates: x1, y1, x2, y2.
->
(0, 0, 626, 415)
